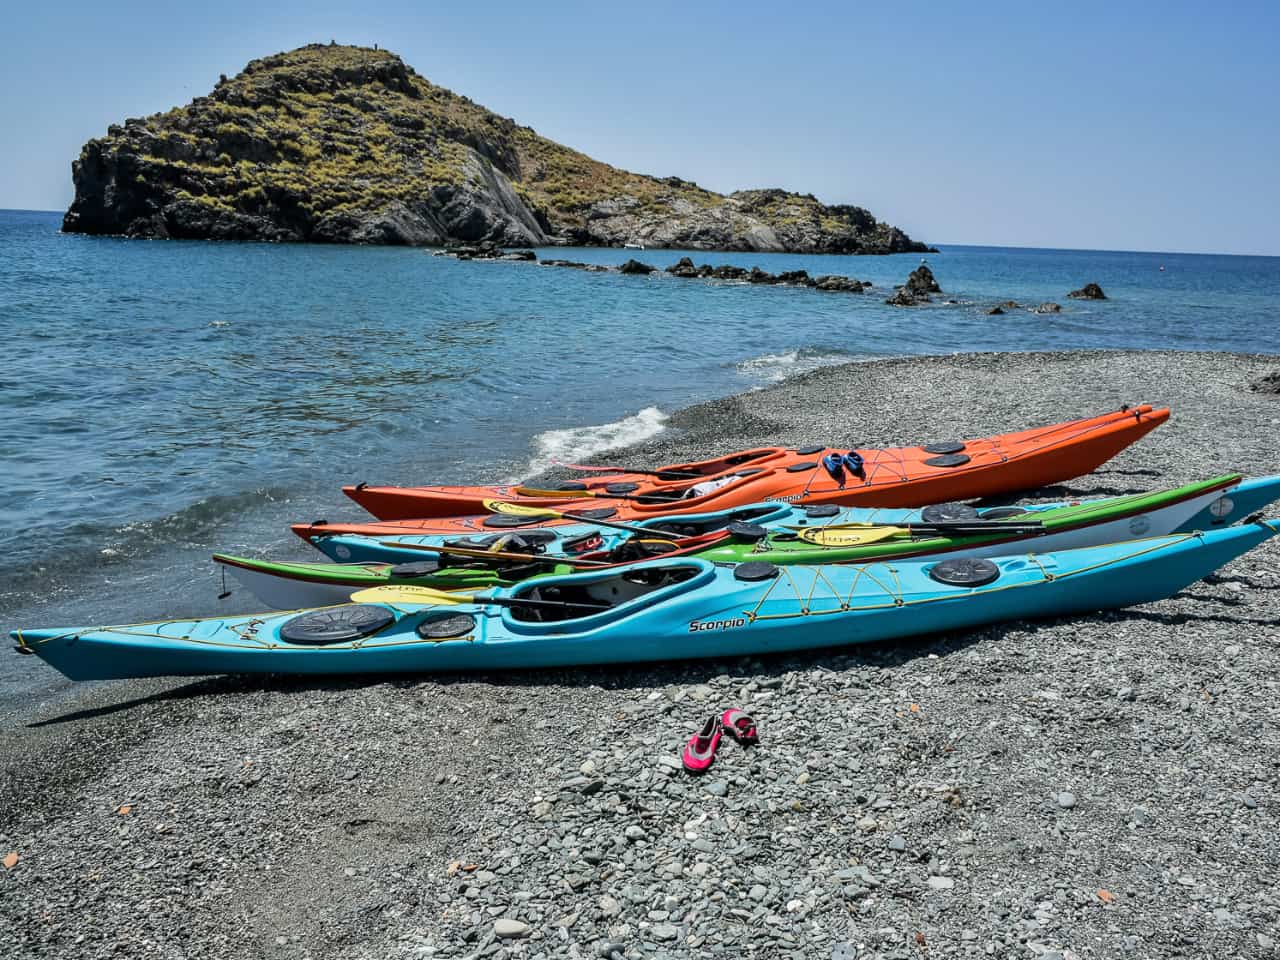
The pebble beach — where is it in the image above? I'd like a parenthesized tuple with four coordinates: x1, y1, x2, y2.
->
(2, 349, 1279, 960)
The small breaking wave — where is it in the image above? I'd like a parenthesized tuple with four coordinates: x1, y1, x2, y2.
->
(517, 406, 669, 478)
(734, 348, 862, 384)
(0, 486, 297, 608)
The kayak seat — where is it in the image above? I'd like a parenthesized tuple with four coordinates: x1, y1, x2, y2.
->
(637, 491, 689, 504)
(510, 565, 701, 623)
(446, 531, 557, 551)
(607, 538, 684, 563)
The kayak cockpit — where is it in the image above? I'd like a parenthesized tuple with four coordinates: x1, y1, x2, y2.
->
(504, 560, 714, 629)
(641, 502, 791, 536)
(659, 448, 786, 479)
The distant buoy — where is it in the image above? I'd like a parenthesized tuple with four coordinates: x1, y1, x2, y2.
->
(1159, 265, 1165, 271)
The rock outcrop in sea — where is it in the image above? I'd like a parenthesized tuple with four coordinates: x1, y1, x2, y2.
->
(63, 44, 935, 253)
(885, 263, 942, 305)
(1068, 282, 1107, 300)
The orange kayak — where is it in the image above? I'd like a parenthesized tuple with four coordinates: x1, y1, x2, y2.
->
(325, 406, 1169, 535)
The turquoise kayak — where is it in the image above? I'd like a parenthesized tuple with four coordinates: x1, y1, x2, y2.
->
(13, 521, 1273, 680)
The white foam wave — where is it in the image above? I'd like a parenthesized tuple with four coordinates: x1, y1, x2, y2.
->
(516, 406, 669, 479)
(735, 349, 858, 384)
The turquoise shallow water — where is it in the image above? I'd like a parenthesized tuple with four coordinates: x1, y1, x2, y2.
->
(1, 207, 1278, 699)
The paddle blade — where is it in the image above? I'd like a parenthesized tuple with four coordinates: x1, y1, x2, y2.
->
(797, 526, 909, 547)
(351, 584, 471, 606)
(483, 499, 563, 517)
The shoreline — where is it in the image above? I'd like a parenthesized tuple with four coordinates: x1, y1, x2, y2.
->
(3, 349, 1279, 959)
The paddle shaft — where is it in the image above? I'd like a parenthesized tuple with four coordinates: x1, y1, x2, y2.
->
(476, 594, 610, 613)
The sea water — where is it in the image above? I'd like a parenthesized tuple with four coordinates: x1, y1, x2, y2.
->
(2, 208, 1278, 700)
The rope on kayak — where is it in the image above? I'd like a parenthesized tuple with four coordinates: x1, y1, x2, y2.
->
(740, 532, 1203, 622)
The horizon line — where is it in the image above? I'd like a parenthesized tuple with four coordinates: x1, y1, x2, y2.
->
(2, 208, 1276, 259)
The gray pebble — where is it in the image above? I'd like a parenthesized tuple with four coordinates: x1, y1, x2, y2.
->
(493, 918, 530, 939)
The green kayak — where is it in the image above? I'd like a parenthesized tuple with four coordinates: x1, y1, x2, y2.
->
(215, 473, 1279, 609)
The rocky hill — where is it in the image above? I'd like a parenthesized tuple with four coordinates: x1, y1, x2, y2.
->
(63, 44, 933, 253)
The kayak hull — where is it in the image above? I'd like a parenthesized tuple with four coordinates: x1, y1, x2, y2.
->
(344, 406, 1170, 521)
(16, 523, 1272, 680)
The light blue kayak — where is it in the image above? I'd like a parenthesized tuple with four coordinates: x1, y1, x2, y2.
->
(13, 521, 1273, 680)
(304, 474, 1280, 566)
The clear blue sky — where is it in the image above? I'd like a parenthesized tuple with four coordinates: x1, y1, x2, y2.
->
(3, 0, 1277, 254)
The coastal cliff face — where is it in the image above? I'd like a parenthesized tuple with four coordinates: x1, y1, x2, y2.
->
(63, 44, 932, 253)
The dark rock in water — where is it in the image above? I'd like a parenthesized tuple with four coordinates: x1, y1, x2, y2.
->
(696, 264, 715, 277)
(666, 256, 700, 278)
(903, 264, 942, 296)
(987, 306, 1006, 315)
(814, 275, 865, 293)
(1067, 282, 1107, 300)
(885, 287, 924, 307)
(62, 44, 935, 252)
(747, 267, 777, 284)
(885, 262, 940, 305)
(1034, 302, 1063, 314)
(447, 241, 501, 260)
(541, 259, 608, 272)
(775, 270, 814, 286)
(710, 265, 748, 280)
(619, 258, 655, 275)
(1250, 371, 1280, 394)
(501, 249, 536, 261)
(999, 300, 1022, 309)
